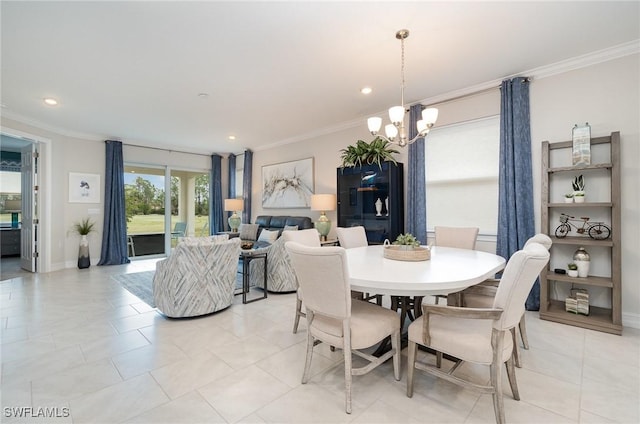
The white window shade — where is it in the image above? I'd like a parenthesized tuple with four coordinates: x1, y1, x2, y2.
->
(425, 116, 500, 235)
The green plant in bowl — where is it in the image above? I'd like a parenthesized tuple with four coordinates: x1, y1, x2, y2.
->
(393, 233, 420, 248)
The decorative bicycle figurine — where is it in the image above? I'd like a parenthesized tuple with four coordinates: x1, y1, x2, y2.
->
(555, 213, 611, 239)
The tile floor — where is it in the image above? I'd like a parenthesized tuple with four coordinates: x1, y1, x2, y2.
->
(1, 259, 639, 423)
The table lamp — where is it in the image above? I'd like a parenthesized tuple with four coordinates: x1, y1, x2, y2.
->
(311, 194, 336, 241)
(224, 198, 244, 232)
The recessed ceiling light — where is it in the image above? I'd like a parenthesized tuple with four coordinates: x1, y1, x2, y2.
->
(228, 135, 236, 141)
(198, 93, 209, 98)
(361, 87, 373, 95)
(43, 98, 58, 106)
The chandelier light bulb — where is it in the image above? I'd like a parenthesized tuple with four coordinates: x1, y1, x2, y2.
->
(388, 106, 405, 125)
(385, 124, 398, 138)
(367, 117, 382, 134)
(422, 107, 439, 125)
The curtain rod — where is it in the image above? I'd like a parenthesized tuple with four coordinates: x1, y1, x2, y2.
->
(422, 77, 530, 108)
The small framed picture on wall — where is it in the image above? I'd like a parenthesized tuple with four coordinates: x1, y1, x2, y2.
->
(69, 172, 101, 203)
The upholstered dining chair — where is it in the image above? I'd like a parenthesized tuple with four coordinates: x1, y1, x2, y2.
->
(335, 226, 382, 306)
(406, 242, 549, 424)
(453, 233, 553, 367)
(431, 226, 480, 305)
(335, 226, 367, 249)
(281, 229, 321, 334)
(285, 242, 401, 414)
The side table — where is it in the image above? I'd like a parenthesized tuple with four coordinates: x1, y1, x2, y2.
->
(238, 249, 268, 304)
(320, 238, 339, 246)
(217, 231, 240, 239)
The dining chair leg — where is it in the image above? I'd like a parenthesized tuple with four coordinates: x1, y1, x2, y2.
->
(436, 351, 443, 369)
(391, 329, 401, 381)
(505, 355, 520, 401)
(519, 314, 529, 349)
(406, 341, 417, 397)
(293, 296, 303, 334)
(490, 362, 506, 424)
(343, 321, 352, 414)
(302, 329, 314, 384)
(510, 327, 522, 368)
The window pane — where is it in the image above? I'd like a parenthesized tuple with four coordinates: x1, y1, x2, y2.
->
(425, 116, 499, 235)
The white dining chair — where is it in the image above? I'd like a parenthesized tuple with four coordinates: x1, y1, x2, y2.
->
(282, 229, 321, 334)
(285, 241, 401, 414)
(432, 226, 480, 305)
(407, 242, 549, 424)
(454, 233, 553, 367)
(335, 226, 367, 249)
(335, 226, 382, 305)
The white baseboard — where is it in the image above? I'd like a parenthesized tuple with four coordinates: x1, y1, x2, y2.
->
(622, 312, 640, 330)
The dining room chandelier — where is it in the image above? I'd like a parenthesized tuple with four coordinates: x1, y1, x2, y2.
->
(367, 29, 438, 147)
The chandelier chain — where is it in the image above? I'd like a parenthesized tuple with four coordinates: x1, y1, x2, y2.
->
(400, 36, 405, 109)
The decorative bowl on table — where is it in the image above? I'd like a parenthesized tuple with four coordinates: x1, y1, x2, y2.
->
(241, 241, 254, 250)
(383, 245, 431, 261)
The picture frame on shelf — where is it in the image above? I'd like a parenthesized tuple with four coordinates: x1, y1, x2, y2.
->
(572, 123, 591, 165)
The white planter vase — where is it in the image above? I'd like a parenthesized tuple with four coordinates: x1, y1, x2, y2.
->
(576, 261, 590, 278)
(567, 269, 578, 277)
(564, 197, 574, 203)
(574, 196, 585, 203)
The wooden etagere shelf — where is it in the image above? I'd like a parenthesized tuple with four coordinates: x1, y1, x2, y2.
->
(539, 131, 622, 335)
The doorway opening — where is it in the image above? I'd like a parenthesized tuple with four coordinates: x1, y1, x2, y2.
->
(0, 134, 37, 280)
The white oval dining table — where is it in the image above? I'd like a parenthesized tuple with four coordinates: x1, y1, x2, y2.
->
(345, 245, 506, 297)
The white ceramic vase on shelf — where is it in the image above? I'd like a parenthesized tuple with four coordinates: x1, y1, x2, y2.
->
(375, 198, 383, 216)
(385, 197, 389, 216)
(574, 247, 590, 278)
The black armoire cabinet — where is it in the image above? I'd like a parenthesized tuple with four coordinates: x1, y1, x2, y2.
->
(336, 162, 404, 244)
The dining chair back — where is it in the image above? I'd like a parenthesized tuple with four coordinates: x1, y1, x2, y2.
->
(282, 228, 321, 333)
(434, 226, 479, 250)
(456, 233, 553, 367)
(336, 226, 368, 249)
(335, 226, 381, 305)
(406, 242, 550, 424)
(285, 241, 401, 414)
(282, 228, 321, 247)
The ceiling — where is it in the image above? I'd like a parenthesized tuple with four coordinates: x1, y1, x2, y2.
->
(1, 1, 638, 155)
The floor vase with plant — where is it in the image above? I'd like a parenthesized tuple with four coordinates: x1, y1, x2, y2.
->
(73, 218, 96, 269)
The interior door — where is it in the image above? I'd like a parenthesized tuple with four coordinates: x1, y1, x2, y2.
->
(20, 142, 37, 272)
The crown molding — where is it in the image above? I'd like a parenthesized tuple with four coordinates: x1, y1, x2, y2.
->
(419, 40, 639, 107)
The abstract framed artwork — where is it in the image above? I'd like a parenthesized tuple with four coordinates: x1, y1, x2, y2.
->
(69, 172, 100, 203)
(262, 157, 314, 208)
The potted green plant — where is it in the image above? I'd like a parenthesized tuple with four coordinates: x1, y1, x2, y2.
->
(339, 137, 399, 170)
(72, 217, 96, 269)
(564, 193, 574, 203)
(392, 233, 420, 250)
(567, 263, 578, 277)
(572, 175, 585, 202)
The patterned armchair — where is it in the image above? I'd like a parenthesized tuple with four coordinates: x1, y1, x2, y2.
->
(153, 236, 241, 318)
(248, 236, 297, 292)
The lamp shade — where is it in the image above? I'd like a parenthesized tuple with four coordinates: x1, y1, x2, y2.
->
(224, 198, 244, 212)
(310, 194, 336, 211)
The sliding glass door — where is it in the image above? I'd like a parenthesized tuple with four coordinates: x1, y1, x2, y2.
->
(124, 165, 166, 257)
(124, 164, 210, 258)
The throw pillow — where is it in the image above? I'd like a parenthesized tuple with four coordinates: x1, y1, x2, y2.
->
(239, 223, 259, 241)
(257, 229, 279, 244)
(283, 225, 299, 232)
